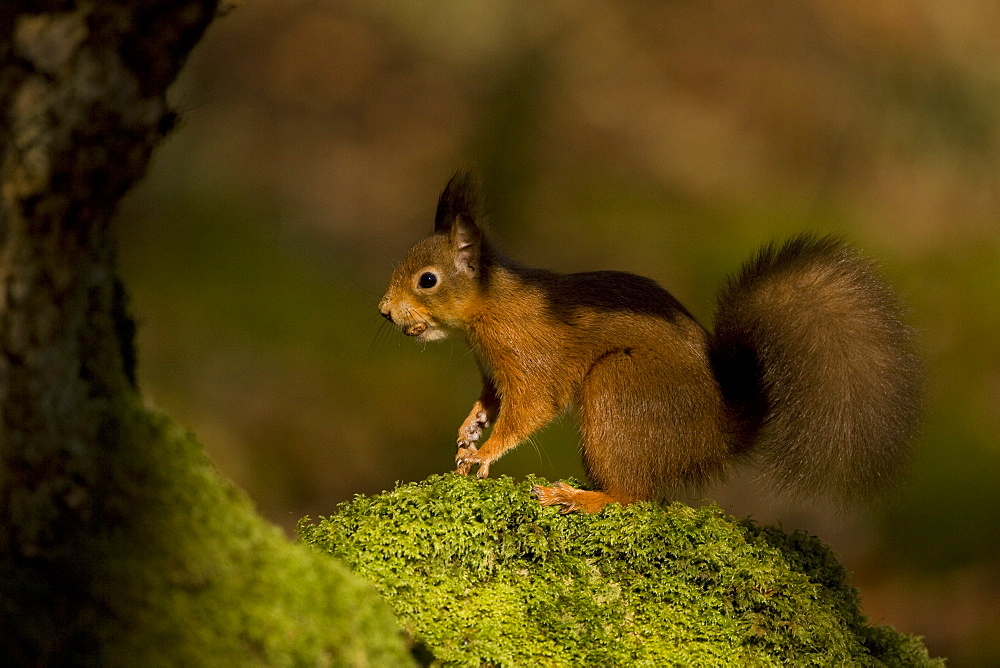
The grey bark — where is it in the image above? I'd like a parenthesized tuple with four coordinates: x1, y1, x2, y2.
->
(1, 0, 216, 660)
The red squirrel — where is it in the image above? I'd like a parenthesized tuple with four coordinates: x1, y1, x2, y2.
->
(378, 172, 921, 513)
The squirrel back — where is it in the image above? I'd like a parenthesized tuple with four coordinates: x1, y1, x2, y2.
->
(379, 173, 921, 511)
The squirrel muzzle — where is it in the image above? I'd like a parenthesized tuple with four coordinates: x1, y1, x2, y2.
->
(378, 297, 442, 341)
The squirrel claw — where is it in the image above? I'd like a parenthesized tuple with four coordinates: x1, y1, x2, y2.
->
(455, 444, 481, 476)
(455, 443, 495, 478)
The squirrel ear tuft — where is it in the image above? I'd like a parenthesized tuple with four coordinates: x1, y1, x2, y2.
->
(434, 170, 481, 234)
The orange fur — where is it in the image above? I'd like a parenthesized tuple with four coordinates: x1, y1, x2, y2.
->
(379, 173, 921, 513)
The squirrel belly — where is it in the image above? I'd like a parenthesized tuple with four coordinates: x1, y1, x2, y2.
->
(378, 172, 922, 513)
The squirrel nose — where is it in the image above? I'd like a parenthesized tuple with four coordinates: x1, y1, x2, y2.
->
(379, 307, 394, 323)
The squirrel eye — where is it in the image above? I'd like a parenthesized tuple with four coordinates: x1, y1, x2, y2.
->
(418, 272, 438, 289)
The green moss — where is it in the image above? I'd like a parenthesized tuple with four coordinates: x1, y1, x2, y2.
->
(85, 401, 413, 666)
(299, 474, 941, 667)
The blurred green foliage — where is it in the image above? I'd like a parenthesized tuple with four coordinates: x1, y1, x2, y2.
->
(118, 1, 1000, 663)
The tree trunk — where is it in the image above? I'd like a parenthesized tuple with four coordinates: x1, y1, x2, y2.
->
(1, 0, 213, 556)
(1, 5, 413, 665)
(0, 0, 215, 655)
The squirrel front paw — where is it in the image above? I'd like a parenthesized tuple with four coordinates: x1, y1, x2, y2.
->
(457, 406, 491, 445)
(455, 444, 492, 479)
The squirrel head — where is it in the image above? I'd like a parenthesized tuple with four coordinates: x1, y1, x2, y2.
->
(379, 172, 489, 341)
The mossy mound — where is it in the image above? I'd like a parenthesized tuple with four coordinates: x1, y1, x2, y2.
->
(102, 406, 414, 665)
(5, 402, 413, 666)
(299, 474, 940, 667)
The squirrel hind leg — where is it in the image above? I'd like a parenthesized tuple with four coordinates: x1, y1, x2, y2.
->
(530, 481, 631, 514)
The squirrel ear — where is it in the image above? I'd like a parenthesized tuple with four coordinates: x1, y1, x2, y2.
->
(434, 170, 481, 234)
(450, 214, 481, 276)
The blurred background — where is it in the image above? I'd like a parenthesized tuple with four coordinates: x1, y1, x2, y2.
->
(116, 1, 999, 663)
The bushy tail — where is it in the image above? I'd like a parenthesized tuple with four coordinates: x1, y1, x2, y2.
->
(708, 235, 921, 506)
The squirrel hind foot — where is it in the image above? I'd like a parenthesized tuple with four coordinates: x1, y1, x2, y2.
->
(530, 482, 629, 514)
